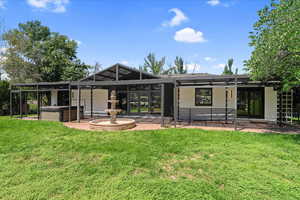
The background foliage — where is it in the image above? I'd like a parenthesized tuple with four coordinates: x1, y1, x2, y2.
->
(1, 20, 91, 83)
(245, 0, 300, 89)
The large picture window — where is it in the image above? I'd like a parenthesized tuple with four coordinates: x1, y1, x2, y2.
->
(195, 88, 212, 106)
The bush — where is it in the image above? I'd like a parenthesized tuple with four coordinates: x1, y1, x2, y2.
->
(0, 80, 10, 116)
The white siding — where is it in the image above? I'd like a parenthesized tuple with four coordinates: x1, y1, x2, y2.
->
(179, 87, 235, 109)
(265, 87, 277, 121)
(72, 89, 108, 113)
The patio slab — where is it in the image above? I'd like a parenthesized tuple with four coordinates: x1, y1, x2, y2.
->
(63, 119, 300, 134)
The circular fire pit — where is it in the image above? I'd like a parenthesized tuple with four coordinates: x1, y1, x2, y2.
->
(89, 118, 136, 131)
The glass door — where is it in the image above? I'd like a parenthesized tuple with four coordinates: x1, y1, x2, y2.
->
(140, 92, 149, 113)
(237, 88, 264, 118)
(129, 92, 139, 114)
(150, 91, 161, 113)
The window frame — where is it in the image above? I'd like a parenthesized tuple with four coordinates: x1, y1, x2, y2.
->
(195, 88, 213, 106)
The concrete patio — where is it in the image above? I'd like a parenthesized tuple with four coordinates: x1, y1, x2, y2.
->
(63, 118, 300, 134)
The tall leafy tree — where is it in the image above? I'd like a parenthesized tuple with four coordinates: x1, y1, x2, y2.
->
(142, 53, 166, 75)
(173, 56, 187, 74)
(244, 0, 300, 89)
(1, 20, 90, 83)
(0, 80, 9, 115)
(222, 58, 234, 75)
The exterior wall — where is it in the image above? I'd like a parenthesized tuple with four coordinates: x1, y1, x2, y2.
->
(179, 87, 235, 109)
(72, 89, 108, 114)
(264, 87, 277, 121)
(179, 86, 277, 121)
(51, 90, 58, 106)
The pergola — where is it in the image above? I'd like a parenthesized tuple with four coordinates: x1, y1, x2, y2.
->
(10, 63, 283, 129)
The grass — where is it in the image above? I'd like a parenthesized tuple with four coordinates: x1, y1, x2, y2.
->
(0, 117, 300, 200)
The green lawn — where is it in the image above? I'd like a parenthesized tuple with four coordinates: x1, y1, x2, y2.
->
(0, 117, 300, 200)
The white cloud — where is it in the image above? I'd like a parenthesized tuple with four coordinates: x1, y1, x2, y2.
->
(27, 0, 69, 13)
(162, 8, 188, 27)
(204, 57, 216, 62)
(213, 63, 226, 69)
(0, 0, 5, 9)
(207, 0, 220, 6)
(120, 60, 129, 65)
(184, 63, 201, 73)
(174, 27, 206, 43)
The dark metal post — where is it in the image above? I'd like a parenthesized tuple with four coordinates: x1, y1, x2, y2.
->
(161, 83, 165, 127)
(9, 85, 12, 118)
(77, 84, 81, 123)
(126, 85, 130, 114)
(234, 76, 238, 130)
(225, 87, 228, 123)
(37, 85, 40, 120)
(174, 81, 178, 128)
(19, 90, 22, 119)
(68, 84, 72, 122)
(90, 86, 93, 119)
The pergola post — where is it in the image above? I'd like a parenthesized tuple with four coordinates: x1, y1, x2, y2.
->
(77, 85, 81, 123)
(37, 85, 40, 120)
(225, 87, 228, 123)
(234, 76, 238, 130)
(174, 81, 178, 128)
(161, 83, 165, 127)
(126, 86, 130, 114)
(9, 85, 12, 118)
(19, 90, 22, 119)
(68, 84, 72, 122)
(90, 86, 93, 119)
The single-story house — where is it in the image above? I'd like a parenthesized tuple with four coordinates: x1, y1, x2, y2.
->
(10, 63, 293, 127)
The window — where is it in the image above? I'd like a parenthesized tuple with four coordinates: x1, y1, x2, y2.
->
(195, 88, 212, 106)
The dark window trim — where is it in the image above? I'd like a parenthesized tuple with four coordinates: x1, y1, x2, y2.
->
(195, 88, 213, 106)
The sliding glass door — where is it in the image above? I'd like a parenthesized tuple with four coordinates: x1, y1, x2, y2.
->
(237, 88, 264, 119)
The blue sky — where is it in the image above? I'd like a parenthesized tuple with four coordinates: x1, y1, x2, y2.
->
(1, 0, 270, 74)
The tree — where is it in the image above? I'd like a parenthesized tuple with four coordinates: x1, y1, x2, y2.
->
(222, 58, 234, 75)
(0, 80, 9, 115)
(142, 53, 166, 75)
(173, 56, 187, 74)
(244, 0, 300, 89)
(1, 20, 91, 83)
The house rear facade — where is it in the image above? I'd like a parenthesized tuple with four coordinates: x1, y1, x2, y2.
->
(11, 63, 293, 126)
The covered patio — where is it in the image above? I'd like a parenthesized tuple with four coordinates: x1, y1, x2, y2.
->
(10, 63, 293, 130)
